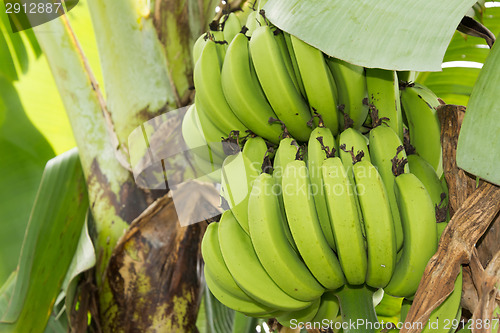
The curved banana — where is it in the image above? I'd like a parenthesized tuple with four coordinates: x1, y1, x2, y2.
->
(308, 126, 337, 249)
(369, 124, 408, 251)
(248, 173, 325, 301)
(221, 33, 282, 143)
(220, 137, 267, 233)
(326, 57, 369, 130)
(322, 157, 367, 285)
(311, 292, 340, 324)
(274, 31, 302, 97)
(384, 173, 437, 297)
(221, 13, 241, 44)
(249, 25, 312, 141)
(420, 269, 463, 333)
(194, 97, 229, 160)
(183, 104, 224, 171)
(218, 210, 313, 311)
(353, 160, 396, 288)
(400, 82, 443, 177)
(273, 137, 300, 252)
(291, 35, 340, 135)
(283, 32, 307, 98)
(194, 40, 249, 135)
(338, 127, 370, 239)
(365, 68, 403, 140)
(277, 298, 322, 328)
(211, 30, 227, 61)
(204, 266, 275, 316)
(282, 160, 345, 290)
(202, 222, 274, 316)
(338, 127, 370, 184)
(407, 154, 448, 221)
(192, 33, 208, 66)
(244, 11, 258, 37)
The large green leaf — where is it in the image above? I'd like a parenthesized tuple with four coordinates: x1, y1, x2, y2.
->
(418, 6, 500, 106)
(456, 31, 500, 186)
(0, 77, 54, 285)
(0, 148, 88, 332)
(264, 0, 477, 71)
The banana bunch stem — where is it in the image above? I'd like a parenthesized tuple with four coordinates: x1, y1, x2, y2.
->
(335, 285, 378, 333)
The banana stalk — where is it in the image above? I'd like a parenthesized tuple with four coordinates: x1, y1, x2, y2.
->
(335, 285, 378, 333)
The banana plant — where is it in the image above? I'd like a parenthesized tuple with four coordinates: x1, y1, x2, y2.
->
(0, 0, 499, 332)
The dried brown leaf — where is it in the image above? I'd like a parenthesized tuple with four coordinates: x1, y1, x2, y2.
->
(105, 194, 205, 332)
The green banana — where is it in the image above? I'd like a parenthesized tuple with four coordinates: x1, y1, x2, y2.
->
(311, 292, 340, 324)
(193, 100, 228, 162)
(244, 10, 258, 37)
(353, 160, 396, 288)
(400, 82, 443, 177)
(192, 33, 208, 66)
(282, 160, 345, 290)
(322, 157, 367, 285)
(407, 154, 448, 222)
(384, 173, 438, 297)
(277, 298, 322, 328)
(220, 137, 267, 233)
(182, 104, 224, 168)
(338, 127, 370, 190)
(338, 127, 370, 239)
(194, 39, 249, 135)
(369, 124, 408, 251)
(326, 57, 369, 130)
(204, 266, 275, 316)
(218, 210, 313, 311)
(421, 269, 463, 333)
(291, 35, 340, 135)
(274, 31, 302, 97)
(283, 31, 307, 98)
(273, 137, 300, 253)
(307, 125, 337, 249)
(211, 29, 227, 61)
(221, 13, 241, 44)
(365, 68, 403, 140)
(221, 33, 282, 143)
(248, 173, 325, 301)
(249, 25, 312, 141)
(437, 222, 448, 241)
(202, 222, 274, 316)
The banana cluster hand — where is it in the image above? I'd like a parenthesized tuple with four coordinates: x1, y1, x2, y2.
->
(191, 5, 457, 331)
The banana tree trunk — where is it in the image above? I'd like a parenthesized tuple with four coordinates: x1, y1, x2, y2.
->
(33, 0, 218, 331)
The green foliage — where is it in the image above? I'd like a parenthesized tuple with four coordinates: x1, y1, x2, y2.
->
(418, 6, 500, 106)
(0, 149, 88, 332)
(0, 76, 54, 284)
(264, 0, 477, 71)
(457, 29, 500, 185)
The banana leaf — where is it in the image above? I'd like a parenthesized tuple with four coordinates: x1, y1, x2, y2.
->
(0, 148, 89, 332)
(456, 31, 500, 186)
(0, 77, 55, 284)
(264, 0, 477, 71)
(418, 6, 500, 106)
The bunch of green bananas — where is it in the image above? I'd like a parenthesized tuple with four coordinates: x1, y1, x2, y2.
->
(186, 3, 459, 331)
